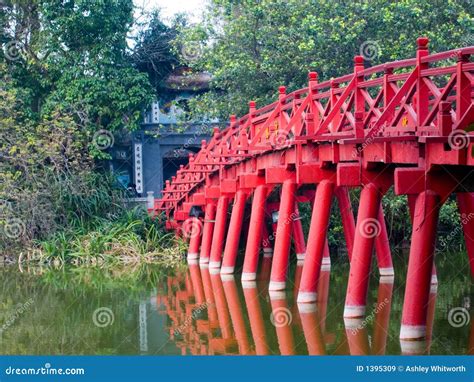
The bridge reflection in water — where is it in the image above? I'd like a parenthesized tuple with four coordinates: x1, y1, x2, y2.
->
(152, 259, 470, 356)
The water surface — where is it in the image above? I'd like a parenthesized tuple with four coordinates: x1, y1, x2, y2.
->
(0, 253, 471, 355)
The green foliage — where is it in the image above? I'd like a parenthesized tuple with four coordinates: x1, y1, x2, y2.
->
(180, 0, 473, 120)
(1, 0, 154, 140)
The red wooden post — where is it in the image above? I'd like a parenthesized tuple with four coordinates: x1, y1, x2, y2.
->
(221, 190, 248, 274)
(336, 186, 356, 260)
(416, 37, 429, 132)
(344, 183, 381, 318)
(269, 179, 297, 291)
(209, 196, 230, 270)
(374, 205, 394, 277)
(292, 203, 306, 260)
(187, 217, 202, 261)
(242, 185, 268, 281)
(199, 202, 217, 265)
(298, 180, 334, 303)
(400, 190, 440, 340)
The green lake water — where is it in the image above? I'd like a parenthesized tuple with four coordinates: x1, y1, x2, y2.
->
(0, 252, 472, 355)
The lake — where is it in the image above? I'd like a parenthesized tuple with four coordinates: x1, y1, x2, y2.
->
(0, 252, 471, 355)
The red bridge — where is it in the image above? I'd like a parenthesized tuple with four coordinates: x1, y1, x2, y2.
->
(155, 38, 474, 343)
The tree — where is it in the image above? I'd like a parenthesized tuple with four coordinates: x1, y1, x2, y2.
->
(1, 0, 154, 146)
(180, 0, 473, 120)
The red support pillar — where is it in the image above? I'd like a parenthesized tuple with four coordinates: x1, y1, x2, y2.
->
(400, 190, 440, 340)
(335, 186, 355, 260)
(221, 190, 248, 274)
(344, 183, 381, 318)
(242, 185, 267, 281)
(269, 180, 297, 291)
(209, 196, 230, 270)
(297, 180, 334, 302)
(199, 202, 216, 265)
(262, 224, 274, 257)
(457, 192, 474, 277)
(292, 204, 306, 261)
(322, 239, 331, 269)
(187, 218, 202, 261)
(374, 205, 394, 277)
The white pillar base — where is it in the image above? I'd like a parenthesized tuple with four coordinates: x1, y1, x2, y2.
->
(296, 253, 305, 261)
(199, 257, 209, 265)
(400, 339, 427, 355)
(220, 273, 234, 282)
(242, 280, 257, 289)
(380, 275, 395, 284)
(209, 260, 221, 269)
(187, 258, 198, 265)
(241, 272, 256, 281)
(220, 266, 234, 274)
(297, 291, 317, 303)
(343, 305, 366, 318)
(379, 267, 394, 276)
(187, 252, 199, 260)
(400, 324, 426, 340)
(297, 302, 317, 313)
(269, 280, 286, 291)
(431, 273, 438, 284)
(269, 290, 286, 300)
(322, 256, 331, 265)
(209, 267, 220, 275)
